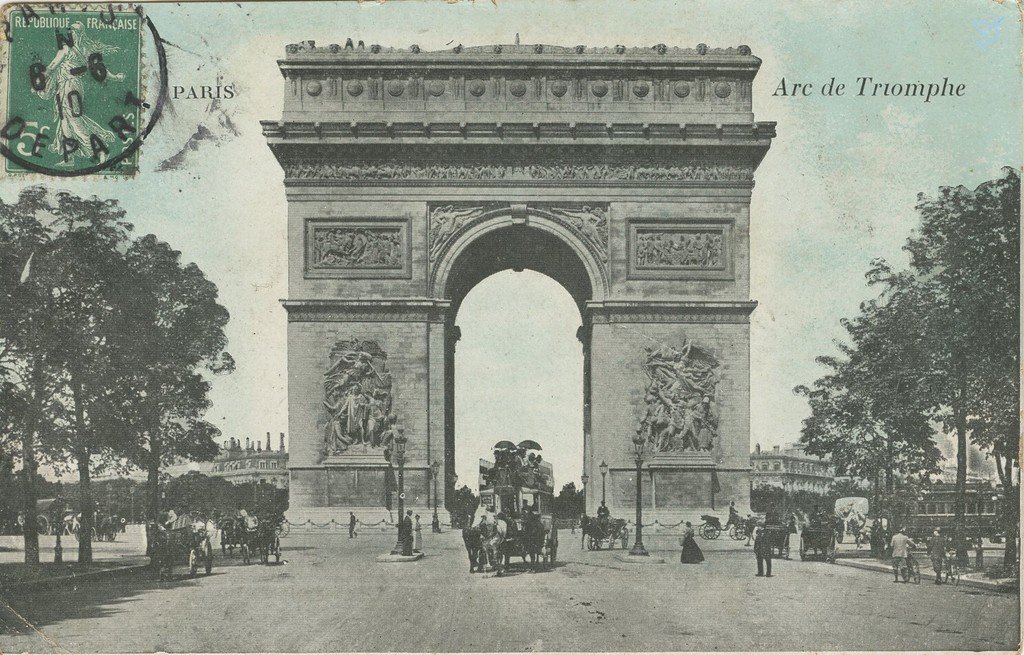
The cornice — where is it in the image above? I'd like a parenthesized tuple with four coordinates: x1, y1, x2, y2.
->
(586, 300, 758, 324)
(282, 298, 452, 323)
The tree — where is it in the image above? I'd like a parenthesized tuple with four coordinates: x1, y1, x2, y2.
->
(110, 235, 234, 522)
(553, 482, 585, 519)
(795, 288, 941, 498)
(41, 191, 134, 563)
(900, 168, 1019, 565)
(0, 187, 75, 563)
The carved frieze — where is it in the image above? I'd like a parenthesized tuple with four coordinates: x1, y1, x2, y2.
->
(284, 162, 753, 182)
(635, 230, 723, 269)
(320, 339, 396, 456)
(305, 219, 411, 279)
(628, 220, 733, 281)
(637, 341, 721, 454)
(311, 227, 403, 269)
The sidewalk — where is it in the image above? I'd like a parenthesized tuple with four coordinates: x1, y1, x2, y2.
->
(832, 555, 1018, 593)
(0, 527, 150, 591)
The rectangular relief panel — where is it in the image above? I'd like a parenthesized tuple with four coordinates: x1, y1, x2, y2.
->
(304, 217, 412, 279)
(627, 218, 733, 281)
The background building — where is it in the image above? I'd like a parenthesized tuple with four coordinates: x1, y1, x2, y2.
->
(206, 432, 289, 489)
(750, 442, 833, 495)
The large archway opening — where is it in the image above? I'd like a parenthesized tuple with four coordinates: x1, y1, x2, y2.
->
(440, 223, 597, 514)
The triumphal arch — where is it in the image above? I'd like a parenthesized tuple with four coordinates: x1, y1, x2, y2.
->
(263, 41, 774, 527)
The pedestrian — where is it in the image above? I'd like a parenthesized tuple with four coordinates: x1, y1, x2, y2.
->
(679, 521, 704, 563)
(413, 513, 423, 552)
(431, 510, 440, 534)
(785, 513, 797, 551)
(928, 529, 946, 584)
(349, 512, 357, 538)
(889, 526, 916, 583)
(754, 526, 773, 577)
(744, 514, 755, 546)
(401, 510, 414, 556)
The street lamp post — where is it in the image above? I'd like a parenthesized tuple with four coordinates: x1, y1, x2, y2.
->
(390, 428, 407, 555)
(53, 486, 65, 564)
(629, 433, 649, 557)
(599, 460, 609, 507)
(580, 473, 590, 549)
(431, 460, 441, 533)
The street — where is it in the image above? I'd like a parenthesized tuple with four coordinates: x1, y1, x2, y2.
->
(0, 529, 1018, 652)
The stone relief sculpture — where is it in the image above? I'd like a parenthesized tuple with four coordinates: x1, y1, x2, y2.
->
(547, 205, 608, 261)
(635, 230, 724, 269)
(321, 339, 396, 455)
(637, 341, 721, 453)
(311, 227, 402, 269)
(285, 162, 753, 182)
(428, 205, 490, 262)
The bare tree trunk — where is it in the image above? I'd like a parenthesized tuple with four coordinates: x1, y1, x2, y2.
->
(76, 448, 93, 563)
(953, 404, 968, 564)
(72, 379, 93, 563)
(20, 422, 39, 565)
(20, 362, 45, 565)
(995, 453, 1018, 569)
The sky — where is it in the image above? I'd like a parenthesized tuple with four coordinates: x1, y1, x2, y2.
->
(3, 0, 1020, 491)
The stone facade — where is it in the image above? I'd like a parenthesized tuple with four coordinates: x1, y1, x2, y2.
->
(264, 41, 774, 526)
(750, 443, 834, 495)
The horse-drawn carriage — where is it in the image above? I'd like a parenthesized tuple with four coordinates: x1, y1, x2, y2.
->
(149, 517, 214, 580)
(799, 518, 838, 561)
(759, 512, 792, 559)
(581, 514, 630, 550)
(469, 441, 559, 575)
(218, 513, 283, 564)
(698, 513, 751, 541)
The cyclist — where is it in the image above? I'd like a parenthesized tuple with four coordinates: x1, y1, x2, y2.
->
(890, 526, 917, 583)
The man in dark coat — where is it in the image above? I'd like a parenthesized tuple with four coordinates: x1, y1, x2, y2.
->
(349, 512, 357, 538)
(401, 510, 414, 556)
(754, 526, 773, 577)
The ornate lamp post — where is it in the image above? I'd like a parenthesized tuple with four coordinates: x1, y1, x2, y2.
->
(430, 460, 441, 533)
(629, 433, 649, 557)
(390, 427, 407, 555)
(599, 460, 609, 506)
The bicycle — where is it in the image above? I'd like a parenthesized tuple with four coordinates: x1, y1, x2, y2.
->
(942, 553, 961, 585)
(894, 552, 921, 584)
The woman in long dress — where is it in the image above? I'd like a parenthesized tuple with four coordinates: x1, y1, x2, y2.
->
(680, 521, 704, 563)
(413, 514, 423, 552)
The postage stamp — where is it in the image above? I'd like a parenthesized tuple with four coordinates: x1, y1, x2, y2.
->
(0, 4, 160, 177)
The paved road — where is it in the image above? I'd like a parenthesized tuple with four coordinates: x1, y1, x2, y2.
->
(0, 530, 1017, 652)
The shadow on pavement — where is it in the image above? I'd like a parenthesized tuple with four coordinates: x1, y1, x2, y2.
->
(0, 565, 205, 635)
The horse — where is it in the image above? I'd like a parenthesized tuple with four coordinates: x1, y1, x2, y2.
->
(461, 525, 483, 573)
(218, 517, 241, 555)
(520, 514, 548, 569)
(480, 520, 505, 575)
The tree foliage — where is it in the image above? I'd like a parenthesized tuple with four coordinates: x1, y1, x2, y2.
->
(795, 168, 1019, 564)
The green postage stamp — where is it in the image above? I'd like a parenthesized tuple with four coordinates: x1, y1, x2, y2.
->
(1, 6, 146, 176)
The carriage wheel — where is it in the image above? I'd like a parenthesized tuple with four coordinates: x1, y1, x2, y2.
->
(587, 536, 597, 551)
(189, 549, 198, 577)
(730, 525, 745, 541)
(699, 524, 713, 540)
